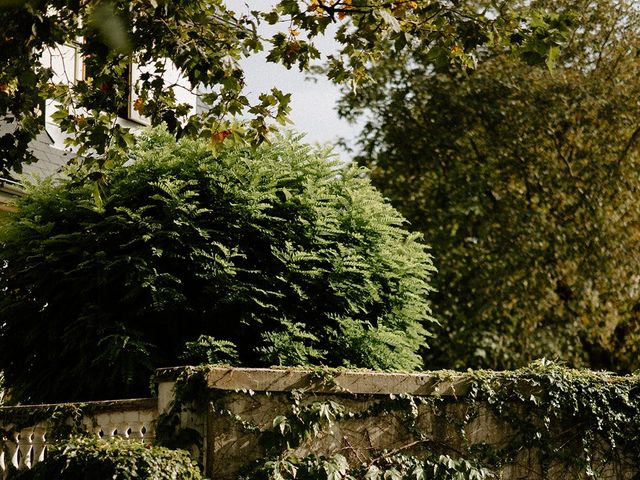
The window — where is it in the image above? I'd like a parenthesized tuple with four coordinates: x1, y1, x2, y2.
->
(78, 46, 149, 125)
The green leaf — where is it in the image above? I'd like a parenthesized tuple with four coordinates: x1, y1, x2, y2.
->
(545, 45, 561, 70)
(378, 10, 402, 33)
(272, 415, 289, 435)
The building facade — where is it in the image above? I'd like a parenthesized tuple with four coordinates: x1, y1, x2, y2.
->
(0, 41, 200, 213)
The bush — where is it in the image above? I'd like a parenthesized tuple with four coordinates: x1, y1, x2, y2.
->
(0, 129, 435, 402)
(13, 436, 202, 479)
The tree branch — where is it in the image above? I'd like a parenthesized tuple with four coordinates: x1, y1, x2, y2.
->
(617, 125, 640, 168)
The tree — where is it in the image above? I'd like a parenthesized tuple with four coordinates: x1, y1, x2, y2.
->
(340, 0, 640, 372)
(0, 0, 570, 180)
(0, 128, 435, 402)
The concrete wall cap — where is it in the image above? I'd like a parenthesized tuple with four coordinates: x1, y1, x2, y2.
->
(153, 366, 471, 396)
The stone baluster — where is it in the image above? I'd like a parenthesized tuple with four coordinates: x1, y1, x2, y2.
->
(31, 425, 47, 466)
(108, 412, 124, 438)
(123, 411, 140, 442)
(17, 428, 34, 470)
(128, 421, 144, 441)
(1, 450, 7, 480)
(105, 422, 118, 438)
(6, 431, 19, 471)
(116, 422, 129, 439)
(95, 413, 117, 438)
(81, 417, 102, 439)
(142, 424, 155, 444)
(140, 411, 155, 444)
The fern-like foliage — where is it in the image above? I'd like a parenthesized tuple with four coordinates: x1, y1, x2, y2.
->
(0, 128, 435, 402)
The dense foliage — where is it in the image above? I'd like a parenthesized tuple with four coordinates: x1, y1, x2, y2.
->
(0, 0, 569, 180)
(0, 129, 435, 403)
(245, 452, 492, 480)
(12, 436, 202, 479)
(341, 0, 640, 372)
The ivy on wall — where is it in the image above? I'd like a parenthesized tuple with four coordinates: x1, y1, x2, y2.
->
(161, 361, 640, 479)
(1, 362, 637, 479)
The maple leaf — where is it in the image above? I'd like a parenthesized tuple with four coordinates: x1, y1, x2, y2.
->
(338, 0, 352, 20)
(133, 97, 144, 113)
(211, 129, 232, 145)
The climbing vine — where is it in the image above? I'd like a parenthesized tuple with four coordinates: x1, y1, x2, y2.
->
(154, 366, 211, 455)
(159, 361, 640, 479)
(0, 403, 91, 444)
(5, 363, 632, 478)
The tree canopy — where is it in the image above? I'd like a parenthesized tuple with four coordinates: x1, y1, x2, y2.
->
(0, 129, 435, 402)
(341, 0, 640, 372)
(0, 0, 571, 180)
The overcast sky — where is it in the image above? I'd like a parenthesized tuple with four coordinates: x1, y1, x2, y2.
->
(228, 1, 362, 160)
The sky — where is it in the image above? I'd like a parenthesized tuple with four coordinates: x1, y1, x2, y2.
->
(227, 1, 362, 160)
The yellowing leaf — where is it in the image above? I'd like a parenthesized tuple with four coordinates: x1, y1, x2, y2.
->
(211, 130, 232, 145)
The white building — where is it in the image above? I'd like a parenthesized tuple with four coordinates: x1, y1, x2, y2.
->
(0, 42, 201, 212)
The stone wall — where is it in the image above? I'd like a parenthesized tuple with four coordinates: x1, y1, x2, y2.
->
(0, 366, 636, 479)
(157, 367, 638, 480)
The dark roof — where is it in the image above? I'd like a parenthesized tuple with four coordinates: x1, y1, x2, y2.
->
(23, 129, 73, 179)
(0, 123, 72, 186)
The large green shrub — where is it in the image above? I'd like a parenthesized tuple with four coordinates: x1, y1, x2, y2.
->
(0, 130, 435, 402)
(13, 436, 202, 479)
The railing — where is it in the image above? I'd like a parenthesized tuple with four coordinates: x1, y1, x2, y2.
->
(0, 398, 157, 478)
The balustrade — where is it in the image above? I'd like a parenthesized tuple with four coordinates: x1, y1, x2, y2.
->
(0, 399, 157, 478)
